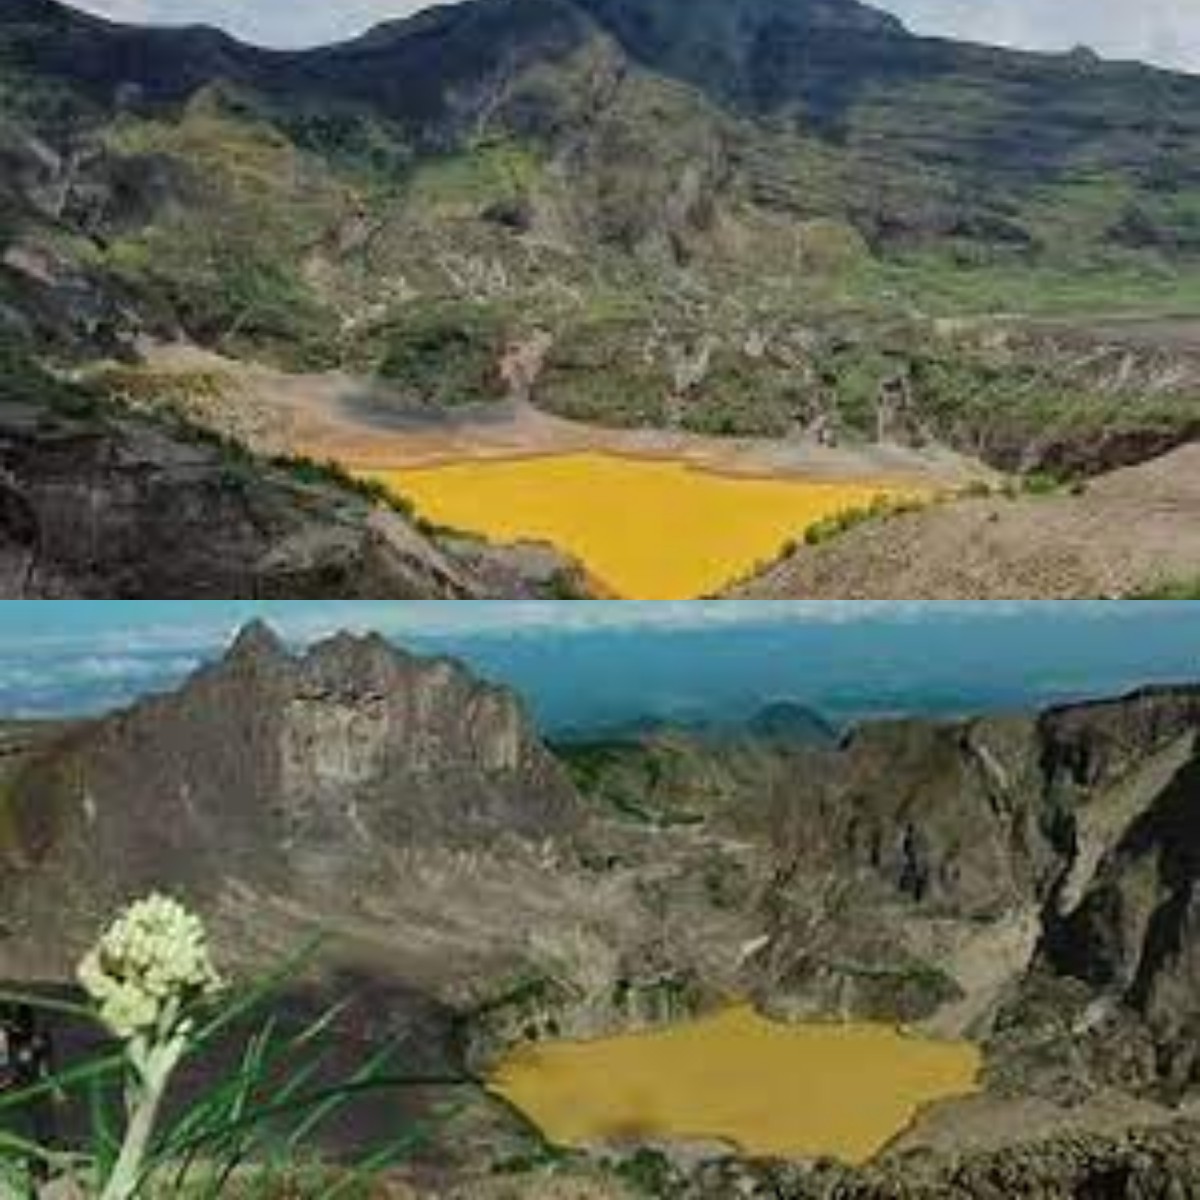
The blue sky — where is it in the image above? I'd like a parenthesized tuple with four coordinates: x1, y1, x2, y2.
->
(2, 601, 1198, 734)
(65, 0, 1200, 72)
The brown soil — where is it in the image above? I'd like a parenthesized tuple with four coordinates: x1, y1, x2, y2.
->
(731, 444, 1200, 599)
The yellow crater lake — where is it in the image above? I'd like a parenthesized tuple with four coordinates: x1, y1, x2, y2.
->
(363, 452, 925, 599)
(489, 1006, 981, 1164)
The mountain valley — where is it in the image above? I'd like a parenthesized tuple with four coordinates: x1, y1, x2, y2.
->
(3, 622, 1200, 1194)
(1, 0, 1198, 595)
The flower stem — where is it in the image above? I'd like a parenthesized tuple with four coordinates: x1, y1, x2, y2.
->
(100, 1037, 185, 1200)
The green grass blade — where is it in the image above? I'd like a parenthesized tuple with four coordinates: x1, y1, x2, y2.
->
(0, 1051, 125, 1116)
(0, 987, 94, 1021)
(87, 1072, 121, 1179)
(192, 1017, 282, 1199)
(282, 1039, 400, 1150)
(158, 1003, 358, 1194)
(189, 933, 327, 1052)
(161, 1073, 464, 1163)
(155, 999, 351, 1165)
(0, 1127, 88, 1169)
(317, 1101, 466, 1200)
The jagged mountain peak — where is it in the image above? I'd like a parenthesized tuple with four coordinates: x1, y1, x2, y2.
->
(225, 619, 288, 666)
(297, 627, 460, 693)
(194, 628, 528, 729)
(0, 629, 584, 974)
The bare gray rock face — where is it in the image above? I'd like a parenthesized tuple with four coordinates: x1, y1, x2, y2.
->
(0, 624, 583, 976)
(0, 397, 589, 598)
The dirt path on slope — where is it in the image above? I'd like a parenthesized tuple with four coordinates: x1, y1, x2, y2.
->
(730, 444, 1200, 600)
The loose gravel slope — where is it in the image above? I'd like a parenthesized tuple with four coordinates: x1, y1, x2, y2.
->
(731, 445, 1200, 599)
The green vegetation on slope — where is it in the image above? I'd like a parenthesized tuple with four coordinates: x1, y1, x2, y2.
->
(1130, 580, 1200, 599)
(94, 88, 345, 367)
(2, 0, 1200, 472)
(376, 301, 508, 405)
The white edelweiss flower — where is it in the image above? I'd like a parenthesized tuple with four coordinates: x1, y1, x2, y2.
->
(99, 984, 161, 1043)
(77, 894, 224, 1041)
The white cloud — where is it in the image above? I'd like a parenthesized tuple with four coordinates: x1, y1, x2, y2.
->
(67, 0, 433, 47)
(0, 602, 1153, 706)
(0, 601, 1195, 727)
(877, 0, 1200, 72)
(120, 601, 1155, 656)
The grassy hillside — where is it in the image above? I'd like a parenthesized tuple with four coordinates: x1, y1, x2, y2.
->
(1, 0, 1199, 472)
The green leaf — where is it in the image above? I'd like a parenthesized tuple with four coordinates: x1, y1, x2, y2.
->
(0, 1051, 125, 1116)
(0, 987, 95, 1022)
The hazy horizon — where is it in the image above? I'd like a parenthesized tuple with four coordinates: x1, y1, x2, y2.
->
(2, 602, 1198, 734)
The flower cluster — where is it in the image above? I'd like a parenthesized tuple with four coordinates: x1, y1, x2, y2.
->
(78, 894, 224, 1041)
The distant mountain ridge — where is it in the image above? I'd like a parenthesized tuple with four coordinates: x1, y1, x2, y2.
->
(748, 699, 842, 744)
(556, 699, 842, 746)
(5, 0, 1200, 230)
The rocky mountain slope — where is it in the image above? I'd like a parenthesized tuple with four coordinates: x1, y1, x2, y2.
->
(3, 626, 1200, 1192)
(0, 623, 588, 983)
(729, 442, 1200, 599)
(0, 342, 593, 597)
(0, 0, 1197, 475)
(9, 0, 1200, 253)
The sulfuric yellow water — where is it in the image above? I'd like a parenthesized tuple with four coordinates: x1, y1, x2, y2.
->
(363, 452, 923, 599)
(489, 1006, 981, 1164)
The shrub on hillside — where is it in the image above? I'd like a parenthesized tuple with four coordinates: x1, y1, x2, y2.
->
(376, 304, 507, 407)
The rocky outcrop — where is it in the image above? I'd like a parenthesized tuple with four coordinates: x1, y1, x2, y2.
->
(0, 383, 592, 598)
(1, 621, 578, 878)
(565, 685, 1200, 1064)
(677, 1119, 1200, 1198)
(0, 624, 589, 990)
(397, 1118, 1200, 1196)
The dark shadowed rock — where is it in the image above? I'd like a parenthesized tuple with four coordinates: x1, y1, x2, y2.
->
(0, 388, 592, 598)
